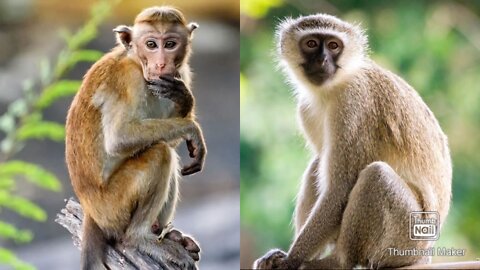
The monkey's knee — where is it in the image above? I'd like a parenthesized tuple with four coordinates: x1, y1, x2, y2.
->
(358, 161, 420, 209)
(337, 161, 424, 267)
(358, 161, 398, 188)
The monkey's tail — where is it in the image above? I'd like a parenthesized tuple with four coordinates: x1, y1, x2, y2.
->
(81, 214, 109, 270)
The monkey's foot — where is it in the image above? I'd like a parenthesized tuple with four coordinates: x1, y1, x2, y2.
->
(165, 229, 201, 261)
(151, 221, 173, 239)
(253, 249, 288, 269)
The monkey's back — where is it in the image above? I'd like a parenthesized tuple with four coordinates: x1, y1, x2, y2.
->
(65, 47, 127, 199)
(345, 61, 452, 217)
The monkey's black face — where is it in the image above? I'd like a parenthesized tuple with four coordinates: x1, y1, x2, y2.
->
(298, 34, 343, 85)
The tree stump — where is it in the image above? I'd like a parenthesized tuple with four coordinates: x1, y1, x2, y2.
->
(55, 198, 197, 270)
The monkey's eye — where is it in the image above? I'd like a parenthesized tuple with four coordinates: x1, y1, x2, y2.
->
(164, 41, 177, 49)
(327, 41, 339, 50)
(146, 40, 158, 49)
(306, 40, 318, 48)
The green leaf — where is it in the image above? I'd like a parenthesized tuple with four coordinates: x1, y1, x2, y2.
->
(21, 79, 34, 93)
(8, 99, 28, 117)
(0, 247, 35, 270)
(17, 121, 65, 142)
(36, 80, 81, 109)
(0, 161, 61, 192)
(22, 79, 36, 104)
(0, 115, 15, 134)
(39, 58, 51, 86)
(0, 191, 47, 221)
(67, 21, 98, 50)
(0, 137, 14, 154)
(0, 221, 33, 243)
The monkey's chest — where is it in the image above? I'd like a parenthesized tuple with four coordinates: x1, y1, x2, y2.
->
(299, 105, 328, 153)
(144, 95, 175, 119)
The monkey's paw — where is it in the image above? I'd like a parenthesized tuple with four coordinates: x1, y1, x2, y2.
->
(165, 229, 201, 261)
(253, 249, 288, 269)
(151, 221, 173, 238)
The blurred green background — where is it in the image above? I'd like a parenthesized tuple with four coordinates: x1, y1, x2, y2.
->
(240, 0, 480, 268)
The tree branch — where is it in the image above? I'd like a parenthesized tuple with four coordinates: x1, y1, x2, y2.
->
(55, 198, 197, 270)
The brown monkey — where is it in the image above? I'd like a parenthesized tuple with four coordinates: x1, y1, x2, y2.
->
(254, 14, 451, 269)
(65, 6, 206, 270)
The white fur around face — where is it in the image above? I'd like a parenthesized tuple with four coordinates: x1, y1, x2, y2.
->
(276, 14, 368, 98)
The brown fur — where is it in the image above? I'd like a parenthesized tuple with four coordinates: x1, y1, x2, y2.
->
(66, 6, 205, 270)
(254, 14, 451, 269)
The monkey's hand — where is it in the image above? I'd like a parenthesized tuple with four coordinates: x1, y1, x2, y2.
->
(181, 124, 207, 176)
(147, 76, 194, 118)
(253, 249, 289, 269)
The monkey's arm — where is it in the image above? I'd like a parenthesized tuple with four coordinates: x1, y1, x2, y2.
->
(146, 76, 207, 175)
(101, 94, 206, 176)
(286, 154, 357, 268)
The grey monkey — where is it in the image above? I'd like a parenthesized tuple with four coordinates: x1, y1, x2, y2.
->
(254, 13, 451, 269)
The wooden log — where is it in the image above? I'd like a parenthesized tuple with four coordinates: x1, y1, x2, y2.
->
(55, 198, 197, 270)
(402, 261, 480, 269)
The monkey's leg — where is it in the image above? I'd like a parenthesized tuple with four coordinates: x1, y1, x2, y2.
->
(155, 173, 179, 233)
(121, 143, 176, 248)
(114, 143, 196, 268)
(305, 161, 430, 269)
(151, 162, 201, 261)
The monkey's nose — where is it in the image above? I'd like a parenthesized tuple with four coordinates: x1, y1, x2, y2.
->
(318, 56, 328, 67)
(155, 63, 166, 71)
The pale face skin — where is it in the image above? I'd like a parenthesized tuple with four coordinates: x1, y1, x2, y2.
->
(132, 22, 189, 82)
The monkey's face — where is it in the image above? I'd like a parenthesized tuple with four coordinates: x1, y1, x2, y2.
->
(276, 14, 368, 90)
(132, 23, 190, 82)
(298, 34, 343, 85)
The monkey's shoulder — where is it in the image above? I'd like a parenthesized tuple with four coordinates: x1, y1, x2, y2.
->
(358, 63, 427, 109)
(82, 48, 141, 93)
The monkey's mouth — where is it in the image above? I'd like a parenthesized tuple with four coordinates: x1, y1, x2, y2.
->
(303, 70, 334, 85)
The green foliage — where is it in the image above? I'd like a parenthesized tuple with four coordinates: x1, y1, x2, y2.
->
(17, 121, 65, 142)
(36, 80, 82, 109)
(241, 0, 480, 262)
(0, 191, 46, 222)
(0, 161, 61, 191)
(0, 0, 121, 269)
(241, 0, 283, 18)
(0, 221, 33, 243)
(0, 248, 34, 270)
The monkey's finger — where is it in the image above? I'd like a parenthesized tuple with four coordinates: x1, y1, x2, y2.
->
(186, 140, 196, 158)
(155, 81, 174, 91)
(181, 162, 202, 176)
(159, 75, 176, 83)
(146, 79, 163, 85)
(160, 75, 188, 89)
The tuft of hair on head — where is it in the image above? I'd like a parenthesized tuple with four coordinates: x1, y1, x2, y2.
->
(135, 6, 188, 26)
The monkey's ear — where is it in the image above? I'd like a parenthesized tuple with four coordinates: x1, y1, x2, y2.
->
(113, 25, 132, 49)
(188, 22, 198, 35)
